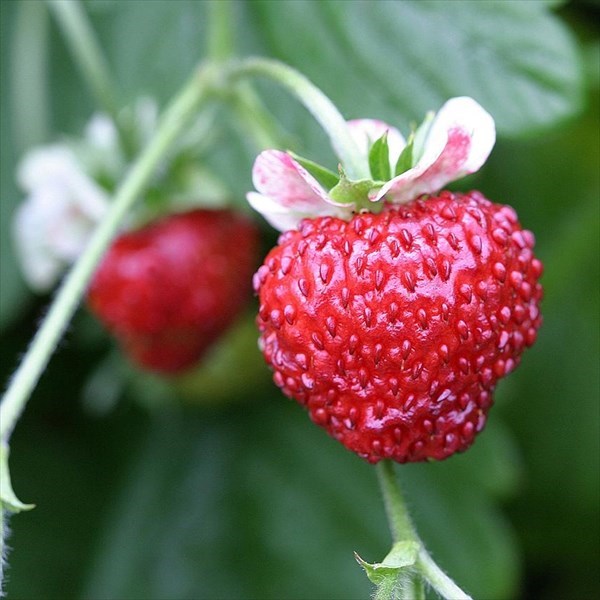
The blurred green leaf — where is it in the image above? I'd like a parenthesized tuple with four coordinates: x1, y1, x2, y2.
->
(80, 403, 519, 600)
(0, 1, 42, 330)
(251, 0, 584, 137)
(476, 82, 600, 598)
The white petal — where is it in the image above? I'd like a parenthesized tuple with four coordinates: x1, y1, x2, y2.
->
(13, 194, 66, 291)
(252, 150, 332, 210)
(249, 150, 354, 231)
(85, 113, 119, 151)
(247, 192, 311, 232)
(13, 147, 110, 291)
(347, 119, 406, 168)
(375, 97, 496, 204)
(247, 187, 354, 232)
(17, 145, 80, 192)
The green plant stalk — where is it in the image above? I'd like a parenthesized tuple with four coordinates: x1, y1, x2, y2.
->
(0, 65, 213, 445)
(206, 1, 283, 151)
(231, 81, 287, 151)
(227, 57, 369, 180)
(46, 0, 134, 155)
(376, 461, 473, 600)
(207, 0, 235, 63)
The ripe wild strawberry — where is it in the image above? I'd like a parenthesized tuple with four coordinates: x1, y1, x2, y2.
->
(247, 97, 543, 462)
(254, 192, 542, 463)
(88, 208, 259, 374)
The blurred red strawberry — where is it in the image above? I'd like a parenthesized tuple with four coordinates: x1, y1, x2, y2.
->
(88, 208, 259, 374)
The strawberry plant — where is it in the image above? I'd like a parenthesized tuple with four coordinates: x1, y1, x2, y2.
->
(1, 1, 597, 599)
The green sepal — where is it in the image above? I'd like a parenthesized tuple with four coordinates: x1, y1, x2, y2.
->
(355, 540, 420, 585)
(288, 151, 340, 190)
(369, 132, 392, 181)
(394, 134, 414, 176)
(1, 443, 35, 513)
(329, 169, 383, 208)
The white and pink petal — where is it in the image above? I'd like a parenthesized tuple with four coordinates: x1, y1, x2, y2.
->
(249, 150, 354, 231)
(347, 119, 406, 170)
(252, 150, 332, 212)
(374, 97, 496, 204)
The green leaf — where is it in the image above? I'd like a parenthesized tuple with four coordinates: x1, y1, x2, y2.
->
(0, 444, 34, 513)
(355, 540, 419, 585)
(252, 0, 584, 137)
(288, 151, 340, 190)
(74, 405, 521, 600)
(368, 132, 391, 181)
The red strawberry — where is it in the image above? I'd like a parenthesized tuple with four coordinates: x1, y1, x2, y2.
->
(88, 208, 259, 374)
(254, 191, 543, 463)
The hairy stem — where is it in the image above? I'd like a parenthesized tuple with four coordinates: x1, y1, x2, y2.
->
(0, 65, 213, 444)
(417, 548, 472, 600)
(376, 461, 418, 543)
(375, 461, 473, 600)
(227, 57, 369, 179)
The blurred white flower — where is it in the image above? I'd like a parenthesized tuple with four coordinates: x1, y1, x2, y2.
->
(13, 145, 109, 292)
(12, 96, 226, 291)
(85, 113, 119, 151)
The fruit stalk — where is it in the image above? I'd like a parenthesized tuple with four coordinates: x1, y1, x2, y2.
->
(0, 64, 212, 444)
(376, 461, 472, 600)
(227, 57, 369, 179)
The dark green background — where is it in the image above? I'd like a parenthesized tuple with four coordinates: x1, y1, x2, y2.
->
(1, 1, 598, 599)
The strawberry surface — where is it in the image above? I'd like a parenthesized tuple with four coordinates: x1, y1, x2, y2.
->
(254, 191, 543, 463)
(88, 209, 259, 374)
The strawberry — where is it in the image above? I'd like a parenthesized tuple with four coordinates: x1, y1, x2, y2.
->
(87, 208, 259, 374)
(253, 191, 542, 463)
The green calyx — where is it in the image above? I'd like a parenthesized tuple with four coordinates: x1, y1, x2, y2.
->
(289, 110, 438, 212)
(329, 170, 385, 211)
(290, 150, 385, 211)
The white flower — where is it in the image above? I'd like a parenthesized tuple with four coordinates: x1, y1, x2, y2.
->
(247, 97, 496, 232)
(13, 145, 109, 292)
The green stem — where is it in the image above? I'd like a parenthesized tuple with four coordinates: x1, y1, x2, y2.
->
(206, 0, 282, 151)
(0, 65, 213, 444)
(227, 57, 369, 179)
(376, 461, 418, 543)
(417, 548, 472, 600)
(231, 83, 287, 151)
(46, 0, 134, 155)
(375, 461, 473, 600)
(207, 0, 235, 62)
